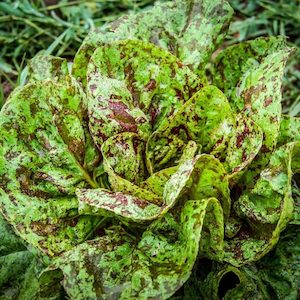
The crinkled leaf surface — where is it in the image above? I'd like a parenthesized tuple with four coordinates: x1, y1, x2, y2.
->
(146, 86, 235, 173)
(87, 39, 203, 149)
(76, 154, 230, 224)
(73, 0, 233, 85)
(28, 54, 69, 83)
(0, 80, 101, 255)
(163, 155, 231, 218)
(43, 198, 223, 300)
(224, 142, 300, 266)
(101, 133, 161, 205)
(213, 36, 287, 106)
(213, 37, 292, 168)
(101, 132, 147, 185)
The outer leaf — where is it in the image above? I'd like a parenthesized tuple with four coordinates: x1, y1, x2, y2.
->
(0, 215, 37, 300)
(28, 54, 69, 82)
(73, 0, 233, 85)
(256, 225, 300, 300)
(0, 81, 101, 255)
(0, 214, 25, 256)
(195, 264, 266, 300)
(236, 49, 291, 157)
(213, 36, 287, 109)
(77, 189, 162, 223)
(235, 143, 300, 225)
(224, 142, 300, 266)
(87, 39, 203, 150)
(213, 37, 292, 168)
(0, 250, 35, 299)
(146, 86, 235, 173)
(42, 198, 223, 299)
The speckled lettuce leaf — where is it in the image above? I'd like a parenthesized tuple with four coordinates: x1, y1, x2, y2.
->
(28, 54, 69, 82)
(138, 141, 198, 198)
(235, 142, 300, 226)
(164, 154, 231, 218)
(146, 86, 235, 173)
(101, 132, 147, 185)
(76, 154, 230, 223)
(42, 198, 223, 299)
(223, 142, 300, 266)
(0, 80, 101, 255)
(72, 0, 233, 85)
(77, 189, 162, 223)
(278, 114, 300, 146)
(224, 114, 263, 183)
(101, 133, 161, 204)
(213, 36, 287, 107)
(87, 39, 203, 150)
(140, 166, 179, 198)
(213, 37, 292, 168)
(237, 49, 291, 158)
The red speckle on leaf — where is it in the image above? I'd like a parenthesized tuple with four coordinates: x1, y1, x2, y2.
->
(108, 100, 138, 133)
(145, 79, 157, 92)
(263, 97, 273, 107)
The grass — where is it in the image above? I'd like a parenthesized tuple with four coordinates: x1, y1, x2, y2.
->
(0, 0, 157, 102)
(0, 0, 299, 115)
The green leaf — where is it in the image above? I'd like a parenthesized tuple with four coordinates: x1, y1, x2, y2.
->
(195, 263, 268, 300)
(101, 132, 147, 185)
(224, 142, 300, 266)
(224, 114, 263, 183)
(73, 0, 233, 85)
(86, 39, 203, 150)
(28, 54, 69, 82)
(213, 36, 287, 109)
(43, 198, 223, 299)
(77, 189, 162, 223)
(0, 214, 40, 300)
(163, 155, 231, 218)
(0, 214, 25, 256)
(195, 225, 300, 300)
(0, 81, 101, 255)
(213, 37, 292, 166)
(101, 133, 161, 205)
(76, 154, 230, 223)
(140, 166, 179, 198)
(146, 86, 235, 173)
(255, 225, 300, 300)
